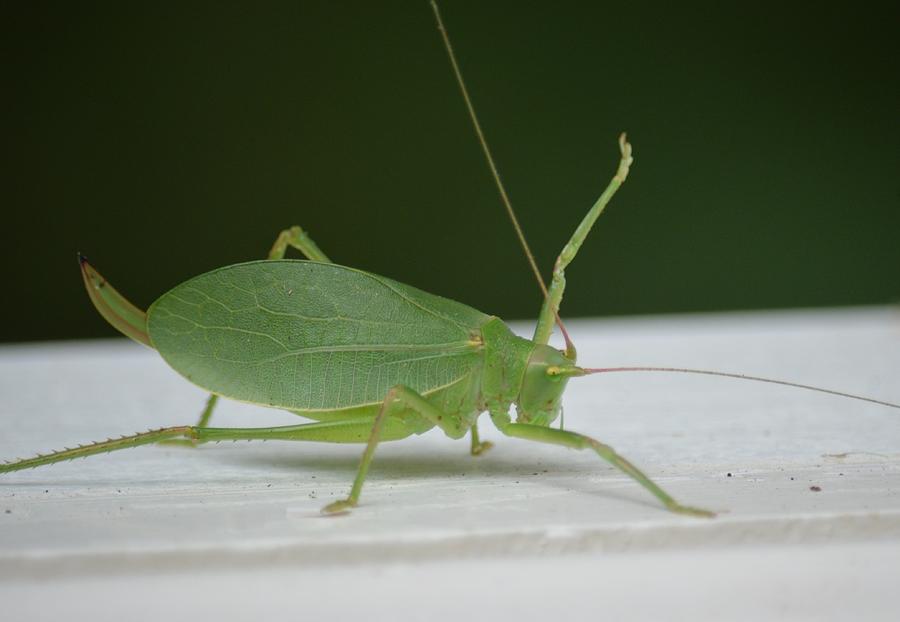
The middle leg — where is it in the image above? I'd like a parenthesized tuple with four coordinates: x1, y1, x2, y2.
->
(322, 385, 470, 514)
(469, 421, 493, 456)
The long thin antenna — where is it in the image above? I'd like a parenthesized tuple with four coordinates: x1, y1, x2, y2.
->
(429, 1, 574, 353)
(581, 366, 900, 410)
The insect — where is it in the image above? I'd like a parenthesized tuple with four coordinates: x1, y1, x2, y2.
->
(2, 2, 898, 517)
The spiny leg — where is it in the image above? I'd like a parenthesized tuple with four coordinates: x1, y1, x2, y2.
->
(1, 419, 415, 474)
(498, 422, 714, 518)
(322, 385, 469, 515)
(1, 427, 196, 472)
(470, 421, 493, 456)
(158, 394, 221, 447)
(533, 134, 633, 348)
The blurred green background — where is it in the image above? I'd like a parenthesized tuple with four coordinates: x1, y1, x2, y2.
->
(3, 1, 898, 343)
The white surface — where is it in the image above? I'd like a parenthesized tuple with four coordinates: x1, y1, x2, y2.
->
(1, 307, 899, 620)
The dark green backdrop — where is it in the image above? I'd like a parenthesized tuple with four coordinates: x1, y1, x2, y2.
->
(3, 1, 898, 343)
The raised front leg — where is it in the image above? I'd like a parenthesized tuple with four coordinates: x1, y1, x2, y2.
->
(322, 385, 469, 515)
(498, 422, 714, 518)
(533, 134, 633, 350)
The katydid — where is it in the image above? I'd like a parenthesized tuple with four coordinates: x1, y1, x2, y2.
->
(1, 2, 898, 518)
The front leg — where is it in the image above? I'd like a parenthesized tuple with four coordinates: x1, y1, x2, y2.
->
(498, 422, 714, 518)
(322, 385, 469, 515)
(532, 134, 633, 348)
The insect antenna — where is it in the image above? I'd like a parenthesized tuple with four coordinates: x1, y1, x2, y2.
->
(579, 366, 900, 410)
(430, 1, 575, 355)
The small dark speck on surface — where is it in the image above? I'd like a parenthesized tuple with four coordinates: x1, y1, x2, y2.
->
(810, 485, 822, 492)
(4, 509, 10, 514)
(726, 473, 732, 477)
(790, 477, 795, 481)
(267, 484, 272, 488)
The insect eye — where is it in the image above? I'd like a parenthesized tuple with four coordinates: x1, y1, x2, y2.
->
(545, 366, 565, 381)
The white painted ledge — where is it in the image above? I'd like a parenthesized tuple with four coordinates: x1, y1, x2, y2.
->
(1, 306, 899, 621)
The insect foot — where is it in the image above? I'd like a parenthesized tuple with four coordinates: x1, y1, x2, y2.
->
(667, 502, 716, 519)
(470, 440, 494, 456)
(321, 499, 356, 515)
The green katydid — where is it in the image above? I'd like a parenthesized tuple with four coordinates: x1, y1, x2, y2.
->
(2, 2, 898, 518)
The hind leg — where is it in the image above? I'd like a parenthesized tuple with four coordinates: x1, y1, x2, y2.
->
(268, 225, 330, 262)
(1, 418, 415, 474)
(159, 394, 221, 447)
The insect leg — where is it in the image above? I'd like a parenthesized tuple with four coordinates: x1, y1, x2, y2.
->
(498, 422, 715, 518)
(1, 426, 197, 472)
(469, 421, 493, 456)
(268, 226, 331, 262)
(533, 134, 633, 346)
(158, 393, 221, 447)
(1, 419, 415, 474)
(322, 385, 468, 514)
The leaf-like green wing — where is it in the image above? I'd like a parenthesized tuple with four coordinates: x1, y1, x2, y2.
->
(146, 261, 490, 411)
